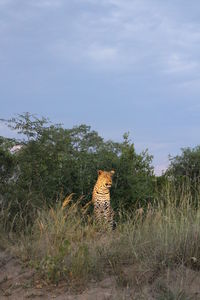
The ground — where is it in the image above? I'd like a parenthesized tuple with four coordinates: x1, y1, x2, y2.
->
(1, 250, 200, 300)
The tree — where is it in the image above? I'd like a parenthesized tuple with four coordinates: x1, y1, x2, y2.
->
(167, 146, 200, 181)
(165, 146, 200, 208)
(112, 133, 155, 210)
(0, 113, 155, 229)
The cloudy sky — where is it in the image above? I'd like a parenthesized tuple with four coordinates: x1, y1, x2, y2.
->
(1, 0, 200, 174)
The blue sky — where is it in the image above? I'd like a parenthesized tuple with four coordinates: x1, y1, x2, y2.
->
(1, 0, 200, 174)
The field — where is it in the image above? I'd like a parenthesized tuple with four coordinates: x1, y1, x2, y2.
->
(1, 183, 200, 299)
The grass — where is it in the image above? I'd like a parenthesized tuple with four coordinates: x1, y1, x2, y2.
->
(1, 181, 200, 297)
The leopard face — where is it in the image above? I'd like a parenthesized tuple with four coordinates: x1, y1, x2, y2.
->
(96, 170, 115, 190)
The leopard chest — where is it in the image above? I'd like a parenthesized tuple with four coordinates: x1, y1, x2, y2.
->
(94, 199, 110, 211)
(93, 191, 110, 212)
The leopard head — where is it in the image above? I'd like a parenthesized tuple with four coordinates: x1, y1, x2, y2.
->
(97, 170, 115, 189)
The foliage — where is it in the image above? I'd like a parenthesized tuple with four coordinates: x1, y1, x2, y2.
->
(0, 113, 155, 229)
(165, 146, 200, 208)
(167, 146, 200, 181)
(0, 137, 16, 185)
(15, 197, 102, 286)
(113, 132, 155, 210)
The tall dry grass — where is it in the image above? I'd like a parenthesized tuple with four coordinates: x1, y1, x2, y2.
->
(3, 180, 200, 293)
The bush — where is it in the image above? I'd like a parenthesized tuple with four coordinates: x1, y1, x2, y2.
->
(167, 146, 200, 183)
(0, 113, 155, 230)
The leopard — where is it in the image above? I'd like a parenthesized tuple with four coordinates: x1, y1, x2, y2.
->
(92, 170, 115, 230)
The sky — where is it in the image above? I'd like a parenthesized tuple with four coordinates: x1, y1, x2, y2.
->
(0, 0, 200, 175)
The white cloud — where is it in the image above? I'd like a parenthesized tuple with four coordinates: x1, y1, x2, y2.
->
(1, 0, 200, 78)
(87, 44, 118, 62)
(30, 0, 62, 8)
(165, 53, 198, 74)
(178, 77, 200, 92)
(0, 0, 13, 5)
(46, 0, 200, 77)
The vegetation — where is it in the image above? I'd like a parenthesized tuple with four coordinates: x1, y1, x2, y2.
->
(3, 181, 200, 298)
(0, 113, 154, 230)
(1, 113, 200, 298)
(168, 146, 200, 181)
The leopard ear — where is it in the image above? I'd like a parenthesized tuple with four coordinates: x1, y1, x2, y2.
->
(110, 170, 115, 176)
(98, 170, 103, 175)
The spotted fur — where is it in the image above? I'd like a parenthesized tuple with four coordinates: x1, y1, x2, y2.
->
(92, 170, 115, 230)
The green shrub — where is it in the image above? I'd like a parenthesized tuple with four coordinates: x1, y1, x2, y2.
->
(0, 113, 155, 230)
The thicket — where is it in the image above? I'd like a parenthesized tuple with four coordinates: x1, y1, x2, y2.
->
(168, 146, 200, 180)
(1, 113, 200, 232)
(0, 113, 155, 230)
